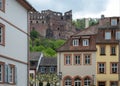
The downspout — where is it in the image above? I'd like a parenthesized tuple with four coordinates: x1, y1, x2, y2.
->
(36, 53, 43, 72)
(27, 11, 30, 86)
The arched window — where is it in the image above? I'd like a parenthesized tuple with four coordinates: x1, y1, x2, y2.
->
(65, 78, 72, 86)
(84, 77, 91, 86)
(74, 78, 81, 86)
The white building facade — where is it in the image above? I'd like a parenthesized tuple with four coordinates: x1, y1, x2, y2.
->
(0, 0, 35, 86)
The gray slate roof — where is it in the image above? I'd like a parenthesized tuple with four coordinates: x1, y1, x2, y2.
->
(40, 57, 57, 66)
(30, 52, 41, 61)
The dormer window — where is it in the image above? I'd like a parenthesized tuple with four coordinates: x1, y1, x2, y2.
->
(73, 39, 79, 46)
(111, 19, 117, 26)
(83, 39, 89, 46)
(105, 31, 111, 40)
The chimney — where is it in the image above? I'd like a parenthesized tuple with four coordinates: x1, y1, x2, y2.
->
(101, 15, 105, 19)
(85, 18, 89, 28)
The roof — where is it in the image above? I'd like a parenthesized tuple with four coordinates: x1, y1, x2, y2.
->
(16, 0, 36, 11)
(30, 52, 41, 61)
(72, 25, 98, 36)
(40, 57, 57, 66)
(57, 25, 98, 52)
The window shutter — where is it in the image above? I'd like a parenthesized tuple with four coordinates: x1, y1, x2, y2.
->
(4, 64, 8, 83)
(7, 65, 10, 83)
(14, 66, 17, 84)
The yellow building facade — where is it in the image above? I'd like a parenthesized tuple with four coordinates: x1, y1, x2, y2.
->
(96, 44, 119, 86)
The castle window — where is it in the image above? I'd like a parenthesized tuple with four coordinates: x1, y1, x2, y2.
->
(83, 39, 89, 46)
(105, 31, 111, 40)
(111, 19, 117, 26)
(73, 39, 79, 46)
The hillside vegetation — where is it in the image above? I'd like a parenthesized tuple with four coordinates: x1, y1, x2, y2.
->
(30, 29, 65, 57)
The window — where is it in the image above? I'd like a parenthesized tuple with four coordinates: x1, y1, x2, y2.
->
(64, 54, 71, 65)
(73, 39, 79, 46)
(110, 81, 118, 86)
(65, 78, 72, 86)
(74, 78, 81, 86)
(84, 77, 91, 86)
(100, 46, 105, 55)
(50, 67, 55, 73)
(111, 46, 116, 55)
(84, 54, 91, 65)
(40, 67, 46, 73)
(0, 23, 5, 45)
(8, 64, 15, 84)
(74, 54, 81, 65)
(111, 63, 118, 74)
(0, 62, 4, 83)
(111, 19, 117, 26)
(116, 31, 120, 40)
(98, 81, 106, 86)
(98, 63, 106, 74)
(83, 39, 89, 46)
(105, 32, 111, 40)
(0, 0, 5, 12)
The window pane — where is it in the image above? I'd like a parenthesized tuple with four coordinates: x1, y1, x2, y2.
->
(116, 31, 120, 40)
(105, 32, 111, 40)
(111, 19, 117, 26)
(83, 39, 89, 46)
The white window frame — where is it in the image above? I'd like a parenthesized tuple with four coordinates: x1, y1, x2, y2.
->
(0, 27, 3, 44)
(84, 78, 91, 86)
(40, 67, 46, 73)
(9, 66, 14, 83)
(73, 39, 79, 46)
(99, 63, 105, 73)
(0, 0, 3, 10)
(111, 19, 117, 26)
(84, 55, 91, 65)
(74, 79, 81, 86)
(75, 55, 80, 64)
(65, 79, 72, 86)
(111, 63, 118, 73)
(105, 32, 111, 40)
(66, 56, 71, 65)
(50, 67, 55, 73)
(0, 64, 3, 82)
(116, 31, 120, 40)
(83, 39, 89, 46)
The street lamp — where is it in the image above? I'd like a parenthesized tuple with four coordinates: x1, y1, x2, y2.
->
(59, 72, 62, 80)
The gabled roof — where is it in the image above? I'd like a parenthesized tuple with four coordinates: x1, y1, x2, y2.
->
(57, 25, 98, 52)
(72, 25, 98, 36)
(16, 0, 36, 11)
(30, 52, 41, 61)
(40, 57, 57, 66)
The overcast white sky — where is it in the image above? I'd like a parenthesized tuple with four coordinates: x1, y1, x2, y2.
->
(27, 0, 120, 19)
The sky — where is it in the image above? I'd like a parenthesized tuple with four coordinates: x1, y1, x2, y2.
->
(27, 0, 120, 19)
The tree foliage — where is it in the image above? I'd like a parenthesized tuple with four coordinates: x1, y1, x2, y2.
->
(72, 18, 98, 30)
(30, 37, 65, 57)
